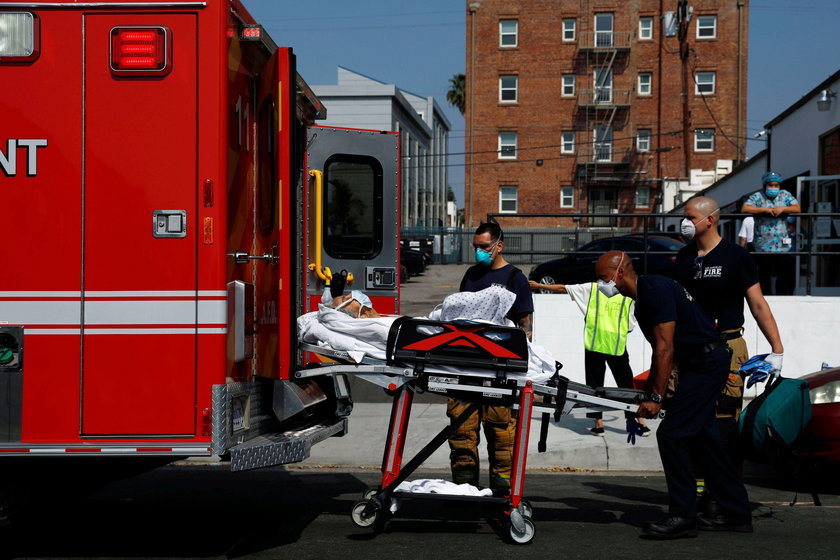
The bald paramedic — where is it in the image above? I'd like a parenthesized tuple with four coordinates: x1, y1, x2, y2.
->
(595, 251, 751, 539)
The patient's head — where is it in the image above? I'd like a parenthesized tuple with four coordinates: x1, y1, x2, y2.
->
(331, 290, 380, 318)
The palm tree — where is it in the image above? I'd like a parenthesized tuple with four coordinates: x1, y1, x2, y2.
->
(446, 73, 466, 115)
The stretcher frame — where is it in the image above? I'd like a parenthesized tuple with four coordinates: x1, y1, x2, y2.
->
(296, 319, 646, 544)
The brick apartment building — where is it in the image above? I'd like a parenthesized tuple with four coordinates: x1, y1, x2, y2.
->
(464, 0, 748, 228)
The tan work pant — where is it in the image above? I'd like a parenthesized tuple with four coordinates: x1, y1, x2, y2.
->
(446, 398, 515, 489)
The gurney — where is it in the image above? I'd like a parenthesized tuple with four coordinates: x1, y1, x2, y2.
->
(295, 316, 649, 544)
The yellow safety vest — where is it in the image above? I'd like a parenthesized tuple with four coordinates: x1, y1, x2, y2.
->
(584, 282, 631, 356)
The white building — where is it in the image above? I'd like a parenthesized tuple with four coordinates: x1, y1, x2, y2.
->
(672, 69, 840, 295)
(312, 67, 451, 227)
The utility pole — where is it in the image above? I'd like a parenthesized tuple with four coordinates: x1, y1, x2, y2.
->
(677, 0, 692, 178)
(467, 2, 480, 228)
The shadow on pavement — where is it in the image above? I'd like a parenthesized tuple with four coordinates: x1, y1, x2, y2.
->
(0, 466, 368, 559)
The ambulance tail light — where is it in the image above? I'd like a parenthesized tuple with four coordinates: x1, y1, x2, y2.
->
(0, 12, 40, 62)
(110, 26, 171, 76)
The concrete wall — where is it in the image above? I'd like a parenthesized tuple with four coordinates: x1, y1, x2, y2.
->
(532, 293, 838, 397)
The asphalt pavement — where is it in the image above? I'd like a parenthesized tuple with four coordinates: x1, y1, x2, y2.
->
(4, 465, 837, 559)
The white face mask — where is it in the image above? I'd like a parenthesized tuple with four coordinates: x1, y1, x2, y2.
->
(597, 253, 624, 297)
(680, 217, 697, 241)
(597, 279, 620, 298)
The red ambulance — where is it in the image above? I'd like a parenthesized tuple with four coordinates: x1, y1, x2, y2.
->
(0, 0, 400, 509)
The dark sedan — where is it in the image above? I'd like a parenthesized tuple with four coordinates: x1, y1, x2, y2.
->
(400, 246, 426, 278)
(529, 234, 685, 289)
(801, 367, 840, 465)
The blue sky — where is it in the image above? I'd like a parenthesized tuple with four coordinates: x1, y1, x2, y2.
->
(242, 0, 840, 206)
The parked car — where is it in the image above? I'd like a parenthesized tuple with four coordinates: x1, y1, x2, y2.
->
(401, 237, 434, 265)
(400, 246, 426, 277)
(529, 234, 686, 288)
(801, 367, 840, 465)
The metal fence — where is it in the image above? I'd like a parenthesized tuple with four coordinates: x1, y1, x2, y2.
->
(403, 212, 840, 295)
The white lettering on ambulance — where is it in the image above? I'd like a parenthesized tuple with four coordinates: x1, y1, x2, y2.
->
(0, 139, 48, 177)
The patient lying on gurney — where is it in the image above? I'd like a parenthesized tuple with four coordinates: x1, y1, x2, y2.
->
(297, 286, 556, 384)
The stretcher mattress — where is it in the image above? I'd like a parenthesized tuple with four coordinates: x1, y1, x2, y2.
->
(297, 305, 557, 384)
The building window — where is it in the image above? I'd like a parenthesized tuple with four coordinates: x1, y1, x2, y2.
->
(561, 131, 575, 153)
(696, 15, 717, 39)
(639, 17, 653, 40)
(695, 129, 715, 151)
(637, 72, 652, 95)
(561, 186, 575, 208)
(562, 18, 576, 41)
(594, 68, 613, 103)
(594, 13, 613, 47)
(636, 129, 651, 152)
(499, 186, 518, 213)
(695, 71, 716, 95)
(499, 75, 518, 102)
(500, 19, 518, 47)
(562, 74, 575, 97)
(635, 186, 650, 208)
(499, 131, 518, 159)
(594, 124, 612, 162)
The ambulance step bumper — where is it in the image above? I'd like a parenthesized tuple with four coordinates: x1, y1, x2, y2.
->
(228, 417, 348, 472)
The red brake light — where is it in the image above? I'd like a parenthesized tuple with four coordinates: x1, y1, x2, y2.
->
(110, 26, 171, 75)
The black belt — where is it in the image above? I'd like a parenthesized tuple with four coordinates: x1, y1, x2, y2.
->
(702, 340, 727, 354)
(718, 329, 744, 341)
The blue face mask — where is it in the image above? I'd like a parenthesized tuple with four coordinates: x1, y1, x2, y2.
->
(475, 248, 493, 266)
(349, 290, 372, 310)
(765, 188, 780, 198)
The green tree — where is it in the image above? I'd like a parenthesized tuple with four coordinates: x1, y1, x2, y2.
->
(446, 73, 466, 115)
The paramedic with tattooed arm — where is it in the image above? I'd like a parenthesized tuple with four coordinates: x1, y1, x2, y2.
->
(447, 222, 534, 493)
(596, 251, 752, 539)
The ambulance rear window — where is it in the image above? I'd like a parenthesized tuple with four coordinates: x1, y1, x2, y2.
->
(323, 155, 383, 260)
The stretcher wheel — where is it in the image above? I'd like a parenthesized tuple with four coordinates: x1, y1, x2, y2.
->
(518, 501, 533, 519)
(362, 487, 379, 500)
(509, 517, 535, 544)
(351, 500, 378, 528)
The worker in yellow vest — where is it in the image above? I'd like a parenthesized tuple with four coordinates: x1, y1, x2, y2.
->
(530, 279, 649, 436)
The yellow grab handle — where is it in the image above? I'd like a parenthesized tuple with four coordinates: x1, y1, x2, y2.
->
(307, 169, 354, 286)
(308, 169, 331, 283)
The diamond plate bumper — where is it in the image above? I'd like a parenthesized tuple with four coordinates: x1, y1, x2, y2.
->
(229, 417, 348, 472)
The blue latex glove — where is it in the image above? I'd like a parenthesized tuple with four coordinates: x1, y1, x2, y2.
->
(626, 418, 642, 445)
(739, 354, 773, 389)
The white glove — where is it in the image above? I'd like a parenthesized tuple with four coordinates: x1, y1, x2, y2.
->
(765, 352, 783, 376)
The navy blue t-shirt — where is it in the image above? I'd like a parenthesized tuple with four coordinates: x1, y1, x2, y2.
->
(673, 239, 759, 331)
(634, 275, 719, 360)
(460, 263, 534, 321)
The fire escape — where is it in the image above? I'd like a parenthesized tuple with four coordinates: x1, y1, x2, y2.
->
(575, 3, 632, 226)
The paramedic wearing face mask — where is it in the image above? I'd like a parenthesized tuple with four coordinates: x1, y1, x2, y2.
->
(447, 222, 534, 493)
(596, 251, 752, 539)
(674, 197, 783, 515)
(528, 257, 650, 438)
(741, 172, 801, 295)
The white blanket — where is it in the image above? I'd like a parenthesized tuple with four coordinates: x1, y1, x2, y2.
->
(297, 286, 556, 384)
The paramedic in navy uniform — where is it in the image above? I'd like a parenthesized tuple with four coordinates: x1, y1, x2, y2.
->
(594, 251, 752, 539)
(674, 197, 784, 459)
(447, 222, 534, 493)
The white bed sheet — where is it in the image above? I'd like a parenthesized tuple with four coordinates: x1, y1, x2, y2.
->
(297, 303, 556, 385)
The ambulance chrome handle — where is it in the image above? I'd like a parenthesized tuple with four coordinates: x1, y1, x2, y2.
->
(228, 244, 279, 266)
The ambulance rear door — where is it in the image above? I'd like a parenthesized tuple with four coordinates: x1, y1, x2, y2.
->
(304, 127, 400, 315)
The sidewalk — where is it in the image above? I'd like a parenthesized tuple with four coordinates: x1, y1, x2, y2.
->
(302, 402, 663, 472)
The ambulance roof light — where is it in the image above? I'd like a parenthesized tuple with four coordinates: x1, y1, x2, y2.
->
(0, 12, 40, 62)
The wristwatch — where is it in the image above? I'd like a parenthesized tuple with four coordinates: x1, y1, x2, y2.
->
(647, 392, 663, 404)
